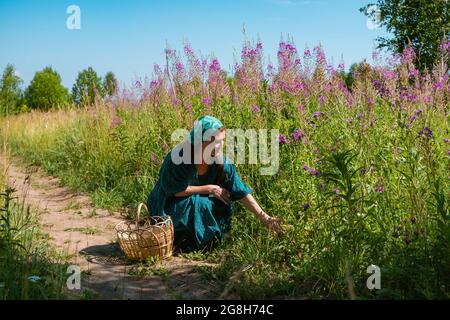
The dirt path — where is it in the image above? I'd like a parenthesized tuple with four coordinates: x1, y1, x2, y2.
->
(4, 156, 223, 300)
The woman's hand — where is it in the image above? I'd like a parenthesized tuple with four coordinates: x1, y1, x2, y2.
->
(262, 214, 293, 236)
(264, 216, 285, 235)
(209, 185, 230, 205)
(208, 185, 230, 205)
(238, 195, 293, 236)
(175, 185, 230, 200)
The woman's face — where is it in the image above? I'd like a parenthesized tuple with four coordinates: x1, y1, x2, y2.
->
(202, 129, 226, 161)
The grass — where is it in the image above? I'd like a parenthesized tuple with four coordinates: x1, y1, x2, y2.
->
(86, 208, 97, 218)
(78, 289, 99, 300)
(0, 161, 69, 299)
(0, 40, 449, 299)
(64, 226, 101, 235)
(128, 263, 171, 279)
(62, 200, 82, 211)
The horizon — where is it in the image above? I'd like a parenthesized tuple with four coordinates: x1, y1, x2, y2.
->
(0, 0, 388, 89)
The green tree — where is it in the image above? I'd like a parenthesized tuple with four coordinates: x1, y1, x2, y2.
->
(341, 61, 371, 90)
(103, 71, 117, 98)
(361, 0, 450, 70)
(72, 67, 104, 106)
(0, 64, 24, 115)
(25, 67, 70, 111)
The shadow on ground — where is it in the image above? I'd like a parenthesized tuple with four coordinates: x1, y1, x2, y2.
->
(76, 243, 223, 300)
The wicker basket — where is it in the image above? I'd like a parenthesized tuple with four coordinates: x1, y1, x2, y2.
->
(115, 203, 174, 261)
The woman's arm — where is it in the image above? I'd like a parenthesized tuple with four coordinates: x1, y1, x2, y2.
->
(239, 194, 289, 234)
(238, 194, 271, 224)
(174, 185, 212, 197)
(175, 185, 230, 204)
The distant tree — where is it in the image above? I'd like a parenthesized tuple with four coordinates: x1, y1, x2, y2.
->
(0, 64, 24, 115)
(25, 67, 70, 111)
(361, 0, 450, 70)
(103, 71, 117, 98)
(344, 62, 362, 90)
(72, 67, 104, 106)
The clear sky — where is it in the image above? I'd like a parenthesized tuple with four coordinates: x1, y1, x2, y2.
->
(0, 0, 388, 89)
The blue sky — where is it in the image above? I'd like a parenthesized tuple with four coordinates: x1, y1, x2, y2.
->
(0, 0, 388, 89)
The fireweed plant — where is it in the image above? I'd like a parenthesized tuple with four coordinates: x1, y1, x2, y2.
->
(0, 39, 449, 299)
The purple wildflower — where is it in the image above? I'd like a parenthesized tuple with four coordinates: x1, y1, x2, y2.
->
(175, 62, 184, 72)
(313, 111, 324, 119)
(433, 80, 444, 90)
(150, 80, 158, 90)
(418, 127, 433, 139)
(302, 164, 320, 176)
(110, 114, 122, 128)
(150, 152, 159, 163)
(319, 96, 326, 105)
(304, 49, 312, 58)
(402, 47, 416, 63)
(291, 129, 305, 143)
(252, 105, 260, 113)
(408, 109, 424, 125)
(209, 58, 221, 73)
(313, 45, 326, 65)
(202, 96, 211, 106)
(409, 68, 419, 78)
(403, 231, 412, 245)
(302, 203, 311, 211)
(440, 40, 450, 52)
(278, 134, 287, 145)
(184, 43, 194, 55)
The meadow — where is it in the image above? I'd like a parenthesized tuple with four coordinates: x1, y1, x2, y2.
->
(0, 39, 449, 299)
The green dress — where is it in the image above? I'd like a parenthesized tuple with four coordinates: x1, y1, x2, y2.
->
(146, 150, 252, 251)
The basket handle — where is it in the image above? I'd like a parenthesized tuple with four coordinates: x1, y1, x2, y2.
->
(136, 203, 151, 226)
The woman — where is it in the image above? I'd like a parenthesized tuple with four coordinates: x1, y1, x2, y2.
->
(146, 115, 285, 253)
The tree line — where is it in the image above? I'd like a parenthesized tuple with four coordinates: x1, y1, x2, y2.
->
(0, 65, 117, 115)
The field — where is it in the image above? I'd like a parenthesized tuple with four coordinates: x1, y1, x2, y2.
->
(1, 40, 449, 299)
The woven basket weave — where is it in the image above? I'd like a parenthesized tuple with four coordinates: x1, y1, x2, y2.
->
(115, 203, 174, 261)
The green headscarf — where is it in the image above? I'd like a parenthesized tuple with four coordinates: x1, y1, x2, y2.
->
(188, 115, 224, 145)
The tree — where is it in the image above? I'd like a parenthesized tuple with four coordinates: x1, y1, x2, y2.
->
(0, 64, 24, 115)
(103, 71, 117, 98)
(361, 0, 449, 70)
(72, 67, 104, 106)
(341, 61, 371, 90)
(25, 67, 70, 111)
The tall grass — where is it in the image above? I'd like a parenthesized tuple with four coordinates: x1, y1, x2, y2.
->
(0, 150, 67, 299)
(0, 39, 449, 299)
